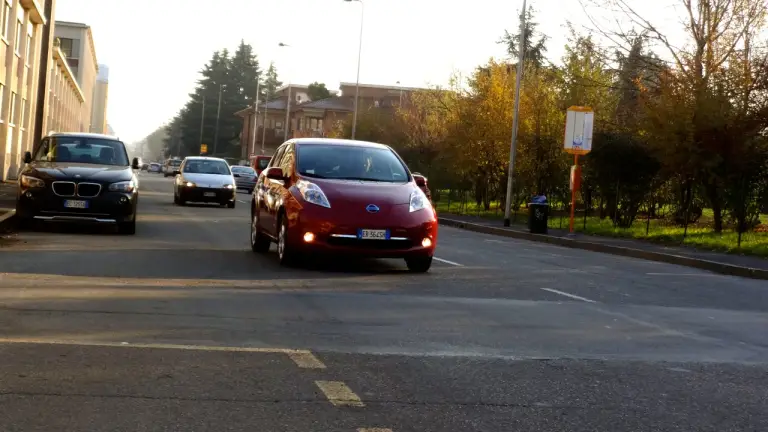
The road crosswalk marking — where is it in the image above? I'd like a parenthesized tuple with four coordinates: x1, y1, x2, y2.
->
(289, 350, 326, 369)
(315, 380, 365, 407)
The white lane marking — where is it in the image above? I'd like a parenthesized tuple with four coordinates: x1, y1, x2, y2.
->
(237, 199, 247, 204)
(433, 257, 463, 266)
(645, 272, 720, 277)
(288, 351, 326, 369)
(540, 288, 597, 303)
(358, 429, 393, 432)
(0, 338, 305, 354)
(484, 239, 504, 244)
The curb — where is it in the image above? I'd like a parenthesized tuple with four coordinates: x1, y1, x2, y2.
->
(0, 209, 16, 233)
(438, 217, 768, 281)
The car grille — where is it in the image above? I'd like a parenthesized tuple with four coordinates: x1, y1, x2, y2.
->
(77, 182, 102, 198)
(327, 237, 413, 250)
(52, 181, 76, 197)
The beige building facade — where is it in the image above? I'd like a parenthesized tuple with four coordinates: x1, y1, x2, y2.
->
(46, 38, 84, 134)
(0, 0, 47, 181)
(90, 63, 107, 133)
(52, 20, 98, 132)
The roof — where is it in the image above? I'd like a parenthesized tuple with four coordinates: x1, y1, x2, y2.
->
(339, 82, 423, 92)
(275, 84, 309, 93)
(291, 138, 389, 150)
(294, 96, 353, 112)
(49, 132, 120, 140)
(182, 156, 228, 162)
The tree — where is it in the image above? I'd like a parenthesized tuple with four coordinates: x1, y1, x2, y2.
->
(307, 82, 332, 101)
(498, 5, 549, 68)
(263, 62, 283, 99)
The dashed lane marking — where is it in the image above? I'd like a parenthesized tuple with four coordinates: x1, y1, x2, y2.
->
(540, 288, 597, 303)
(237, 199, 247, 203)
(315, 380, 365, 407)
(433, 257, 463, 266)
(288, 351, 326, 369)
(358, 429, 393, 432)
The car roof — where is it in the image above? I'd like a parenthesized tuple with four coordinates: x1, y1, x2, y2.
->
(48, 132, 121, 141)
(182, 156, 227, 162)
(291, 138, 390, 150)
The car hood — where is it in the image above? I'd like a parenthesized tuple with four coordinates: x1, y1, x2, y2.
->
(182, 173, 234, 187)
(306, 177, 416, 206)
(25, 162, 133, 182)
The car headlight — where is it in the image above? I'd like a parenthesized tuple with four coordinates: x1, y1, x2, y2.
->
(296, 179, 330, 208)
(409, 189, 431, 213)
(109, 180, 136, 193)
(20, 175, 45, 188)
(183, 181, 196, 187)
(223, 184, 235, 189)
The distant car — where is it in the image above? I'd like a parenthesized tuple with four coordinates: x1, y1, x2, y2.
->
(252, 155, 272, 176)
(249, 138, 437, 272)
(173, 156, 236, 208)
(15, 132, 140, 234)
(231, 165, 257, 194)
(140, 162, 149, 171)
(148, 163, 161, 173)
(163, 158, 182, 177)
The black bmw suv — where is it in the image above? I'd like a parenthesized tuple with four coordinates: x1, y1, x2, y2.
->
(16, 132, 140, 234)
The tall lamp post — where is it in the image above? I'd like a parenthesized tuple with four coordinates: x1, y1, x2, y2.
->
(344, 0, 363, 140)
(278, 42, 293, 141)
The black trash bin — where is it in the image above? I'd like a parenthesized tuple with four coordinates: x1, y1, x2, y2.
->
(528, 202, 549, 234)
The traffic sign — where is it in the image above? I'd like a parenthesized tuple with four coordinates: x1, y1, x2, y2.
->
(564, 106, 594, 155)
(200, 144, 208, 154)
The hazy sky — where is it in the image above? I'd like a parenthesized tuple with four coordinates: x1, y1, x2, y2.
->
(56, 0, 683, 144)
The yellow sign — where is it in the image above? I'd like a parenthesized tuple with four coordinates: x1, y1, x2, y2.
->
(200, 144, 208, 154)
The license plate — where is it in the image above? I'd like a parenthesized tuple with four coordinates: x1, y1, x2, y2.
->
(63, 200, 88, 209)
(358, 229, 389, 240)
(203, 192, 216, 197)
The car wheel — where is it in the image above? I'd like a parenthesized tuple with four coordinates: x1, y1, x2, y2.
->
(277, 216, 298, 266)
(227, 201, 236, 209)
(118, 220, 136, 235)
(405, 256, 432, 273)
(250, 208, 271, 253)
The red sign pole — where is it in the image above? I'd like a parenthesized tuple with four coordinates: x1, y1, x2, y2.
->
(569, 154, 581, 233)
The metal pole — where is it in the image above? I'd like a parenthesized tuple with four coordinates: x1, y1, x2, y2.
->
(503, 0, 527, 227)
(213, 83, 223, 155)
(284, 86, 291, 141)
(32, 0, 55, 154)
(350, 0, 364, 140)
(199, 97, 205, 150)
(251, 79, 260, 157)
(261, 88, 269, 154)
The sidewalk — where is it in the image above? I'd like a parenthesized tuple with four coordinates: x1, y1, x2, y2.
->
(439, 212, 768, 280)
(0, 181, 17, 232)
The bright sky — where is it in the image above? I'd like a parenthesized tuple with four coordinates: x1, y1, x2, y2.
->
(56, 0, 684, 144)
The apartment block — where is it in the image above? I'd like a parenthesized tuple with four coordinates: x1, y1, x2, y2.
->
(90, 63, 107, 133)
(46, 36, 84, 133)
(52, 20, 98, 132)
(0, 0, 47, 181)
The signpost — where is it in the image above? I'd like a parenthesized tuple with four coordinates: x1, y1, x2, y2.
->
(563, 106, 594, 233)
(200, 144, 208, 155)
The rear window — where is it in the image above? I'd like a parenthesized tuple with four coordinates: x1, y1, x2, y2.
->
(296, 144, 408, 183)
(232, 166, 256, 174)
(183, 159, 231, 175)
(256, 158, 270, 170)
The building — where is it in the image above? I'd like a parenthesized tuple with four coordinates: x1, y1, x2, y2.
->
(234, 82, 418, 159)
(45, 37, 84, 134)
(52, 20, 98, 132)
(90, 63, 108, 133)
(0, 0, 48, 181)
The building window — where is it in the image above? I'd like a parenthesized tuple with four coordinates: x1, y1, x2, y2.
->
(58, 37, 78, 58)
(1, 2, 9, 41)
(25, 33, 31, 63)
(14, 18, 21, 52)
(0, 83, 4, 122)
(20, 98, 26, 129)
(9, 91, 17, 125)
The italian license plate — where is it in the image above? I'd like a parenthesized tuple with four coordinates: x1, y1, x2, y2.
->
(358, 229, 389, 240)
(63, 200, 88, 209)
(203, 192, 216, 197)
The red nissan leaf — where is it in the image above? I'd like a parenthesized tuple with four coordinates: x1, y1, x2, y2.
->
(249, 138, 438, 272)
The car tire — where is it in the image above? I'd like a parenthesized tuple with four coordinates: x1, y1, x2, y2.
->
(227, 201, 236, 209)
(118, 220, 136, 235)
(405, 256, 432, 273)
(277, 215, 298, 266)
(250, 208, 271, 253)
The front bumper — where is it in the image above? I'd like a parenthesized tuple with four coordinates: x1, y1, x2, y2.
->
(235, 180, 256, 191)
(16, 186, 137, 224)
(179, 186, 235, 203)
(286, 206, 438, 259)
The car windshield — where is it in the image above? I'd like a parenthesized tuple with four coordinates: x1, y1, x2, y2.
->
(296, 144, 408, 182)
(33, 137, 129, 166)
(232, 166, 255, 175)
(183, 159, 231, 175)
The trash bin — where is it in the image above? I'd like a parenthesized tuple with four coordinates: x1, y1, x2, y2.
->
(528, 202, 549, 234)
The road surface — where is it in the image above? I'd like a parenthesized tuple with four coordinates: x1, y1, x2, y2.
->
(0, 173, 766, 431)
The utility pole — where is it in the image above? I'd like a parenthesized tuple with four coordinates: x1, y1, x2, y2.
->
(503, 0, 527, 227)
(199, 96, 205, 151)
(261, 87, 269, 154)
(213, 83, 223, 156)
(250, 79, 260, 158)
(32, 0, 56, 154)
(284, 86, 291, 141)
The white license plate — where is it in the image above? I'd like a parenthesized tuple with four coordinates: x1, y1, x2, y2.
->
(203, 192, 216, 197)
(63, 200, 88, 209)
(358, 229, 389, 240)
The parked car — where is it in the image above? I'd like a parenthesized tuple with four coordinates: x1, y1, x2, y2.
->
(148, 162, 161, 173)
(163, 158, 182, 177)
(15, 132, 140, 234)
(173, 156, 236, 208)
(231, 165, 258, 194)
(249, 138, 437, 272)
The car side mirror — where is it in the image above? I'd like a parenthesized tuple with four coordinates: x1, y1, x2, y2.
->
(132, 157, 140, 170)
(413, 174, 427, 188)
(23, 151, 32, 164)
(264, 167, 285, 180)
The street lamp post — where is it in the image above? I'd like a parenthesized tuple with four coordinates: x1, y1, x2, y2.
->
(278, 42, 292, 142)
(250, 79, 260, 158)
(344, 0, 363, 140)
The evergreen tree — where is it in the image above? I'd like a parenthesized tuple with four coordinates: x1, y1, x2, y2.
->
(263, 62, 283, 99)
(498, 5, 549, 68)
(307, 82, 332, 101)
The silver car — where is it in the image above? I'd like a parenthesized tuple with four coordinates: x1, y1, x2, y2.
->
(173, 156, 237, 208)
(231, 165, 257, 193)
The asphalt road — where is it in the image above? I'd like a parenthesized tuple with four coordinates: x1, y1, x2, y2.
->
(0, 173, 766, 431)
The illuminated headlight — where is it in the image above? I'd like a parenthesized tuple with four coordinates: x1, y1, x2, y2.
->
(296, 179, 330, 208)
(108, 180, 136, 193)
(20, 175, 45, 188)
(409, 189, 431, 213)
(223, 184, 235, 189)
(184, 181, 196, 187)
